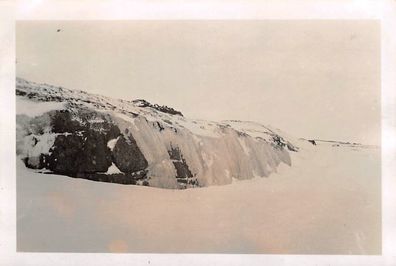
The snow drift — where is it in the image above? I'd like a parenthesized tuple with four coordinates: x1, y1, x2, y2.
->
(17, 141, 381, 253)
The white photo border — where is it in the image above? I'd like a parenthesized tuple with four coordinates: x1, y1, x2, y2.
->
(1, 0, 395, 265)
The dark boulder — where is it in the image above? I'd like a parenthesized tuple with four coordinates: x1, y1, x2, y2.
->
(46, 132, 113, 175)
(44, 110, 119, 175)
(112, 135, 148, 173)
(22, 108, 125, 178)
(78, 131, 113, 173)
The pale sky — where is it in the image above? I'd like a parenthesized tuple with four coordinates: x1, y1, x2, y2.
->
(16, 20, 380, 145)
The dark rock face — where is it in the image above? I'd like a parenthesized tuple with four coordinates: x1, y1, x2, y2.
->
(50, 110, 84, 133)
(42, 110, 121, 175)
(46, 134, 87, 174)
(21, 108, 149, 186)
(112, 135, 148, 174)
(172, 161, 193, 179)
(45, 131, 114, 175)
(49, 109, 121, 138)
(167, 144, 198, 188)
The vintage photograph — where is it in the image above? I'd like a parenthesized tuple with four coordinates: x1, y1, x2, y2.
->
(15, 20, 381, 254)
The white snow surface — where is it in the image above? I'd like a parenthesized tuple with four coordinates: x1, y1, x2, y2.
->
(106, 163, 123, 174)
(16, 96, 66, 117)
(17, 143, 381, 253)
(107, 137, 119, 151)
(19, 133, 57, 158)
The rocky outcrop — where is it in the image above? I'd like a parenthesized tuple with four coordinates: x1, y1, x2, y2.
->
(16, 77, 299, 189)
(17, 107, 151, 185)
(132, 99, 183, 116)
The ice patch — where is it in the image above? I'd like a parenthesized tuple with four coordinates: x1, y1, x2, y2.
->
(20, 133, 57, 158)
(237, 137, 251, 155)
(106, 163, 123, 174)
(252, 170, 263, 179)
(107, 137, 119, 151)
(114, 113, 139, 131)
(178, 119, 221, 138)
(201, 151, 214, 168)
(225, 169, 231, 179)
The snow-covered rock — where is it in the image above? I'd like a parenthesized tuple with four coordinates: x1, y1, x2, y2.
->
(16, 77, 299, 189)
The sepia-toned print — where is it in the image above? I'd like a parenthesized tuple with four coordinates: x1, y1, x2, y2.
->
(16, 20, 381, 254)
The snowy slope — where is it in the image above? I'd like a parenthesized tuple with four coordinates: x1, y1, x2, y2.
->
(17, 142, 381, 253)
(16, 77, 299, 189)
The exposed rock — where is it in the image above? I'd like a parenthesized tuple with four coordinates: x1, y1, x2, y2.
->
(133, 99, 183, 116)
(50, 110, 84, 133)
(16, 89, 27, 96)
(46, 134, 86, 175)
(112, 135, 148, 174)
(155, 121, 165, 132)
(168, 145, 183, 161)
(19, 106, 149, 182)
(271, 135, 286, 149)
(308, 139, 317, 145)
(41, 110, 120, 175)
(167, 144, 198, 188)
(272, 135, 299, 152)
(172, 161, 193, 179)
(46, 132, 112, 175)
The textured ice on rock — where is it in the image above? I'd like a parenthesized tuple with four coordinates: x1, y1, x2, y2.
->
(16, 77, 298, 189)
